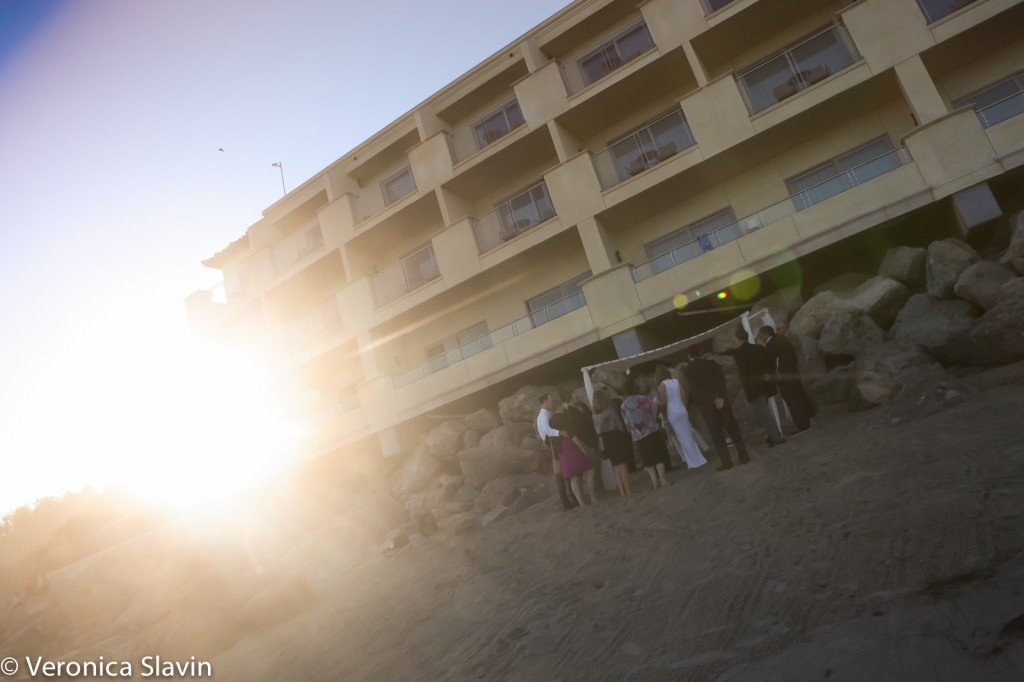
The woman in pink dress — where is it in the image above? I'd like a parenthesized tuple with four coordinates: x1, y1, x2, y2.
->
(549, 404, 597, 507)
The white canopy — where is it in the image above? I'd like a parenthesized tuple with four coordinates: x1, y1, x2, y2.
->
(581, 308, 776, 403)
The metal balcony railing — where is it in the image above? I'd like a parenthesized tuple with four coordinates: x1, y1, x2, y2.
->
(449, 96, 526, 163)
(354, 163, 416, 223)
(287, 298, 343, 351)
(372, 244, 440, 307)
(473, 182, 556, 253)
(561, 19, 656, 95)
(631, 147, 912, 282)
(592, 110, 696, 189)
(272, 223, 324, 273)
(916, 0, 978, 23)
(737, 24, 859, 114)
(392, 290, 587, 388)
(976, 91, 1024, 129)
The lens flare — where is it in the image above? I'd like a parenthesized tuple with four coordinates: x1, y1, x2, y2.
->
(728, 269, 761, 300)
(673, 293, 690, 309)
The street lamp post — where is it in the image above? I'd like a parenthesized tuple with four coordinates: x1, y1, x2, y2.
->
(272, 162, 286, 196)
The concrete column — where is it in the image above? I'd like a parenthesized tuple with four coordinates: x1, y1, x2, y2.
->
(894, 54, 948, 126)
(520, 36, 547, 73)
(682, 42, 709, 87)
(546, 120, 584, 164)
(577, 216, 618, 275)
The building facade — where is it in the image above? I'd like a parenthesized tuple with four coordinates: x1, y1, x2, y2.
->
(187, 0, 1024, 461)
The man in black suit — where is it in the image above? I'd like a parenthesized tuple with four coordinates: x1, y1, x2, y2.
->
(683, 348, 750, 470)
(732, 327, 786, 446)
(758, 325, 813, 433)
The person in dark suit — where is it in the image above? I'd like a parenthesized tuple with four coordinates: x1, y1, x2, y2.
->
(758, 325, 813, 433)
(683, 348, 750, 470)
(732, 327, 786, 446)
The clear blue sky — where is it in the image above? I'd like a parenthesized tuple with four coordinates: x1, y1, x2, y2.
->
(0, 0, 571, 515)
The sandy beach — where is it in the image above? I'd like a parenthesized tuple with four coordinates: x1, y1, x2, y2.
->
(4, 366, 1024, 681)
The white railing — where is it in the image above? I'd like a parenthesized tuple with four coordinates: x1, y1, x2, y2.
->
(354, 163, 416, 223)
(372, 244, 440, 307)
(473, 182, 556, 253)
(561, 19, 655, 94)
(273, 223, 324, 273)
(977, 91, 1024, 129)
(393, 291, 587, 388)
(632, 147, 912, 282)
(449, 96, 525, 163)
(916, 0, 978, 23)
(592, 110, 696, 189)
(287, 298, 344, 351)
(737, 24, 859, 114)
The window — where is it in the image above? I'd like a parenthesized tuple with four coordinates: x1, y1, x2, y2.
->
(701, 0, 736, 13)
(646, 210, 739, 275)
(788, 138, 900, 210)
(916, 0, 978, 23)
(604, 110, 694, 184)
(578, 23, 654, 86)
(381, 165, 416, 205)
(953, 73, 1024, 129)
(425, 321, 491, 373)
(528, 273, 589, 327)
(472, 99, 525, 149)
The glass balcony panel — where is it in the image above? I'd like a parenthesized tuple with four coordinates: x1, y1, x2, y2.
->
(472, 182, 555, 253)
(978, 91, 1024, 128)
(737, 25, 858, 114)
(372, 244, 439, 307)
(561, 20, 655, 94)
(272, 224, 324, 273)
(382, 166, 416, 204)
(593, 111, 695, 189)
(916, 0, 978, 23)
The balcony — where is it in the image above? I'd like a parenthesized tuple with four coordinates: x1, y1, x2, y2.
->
(631, 146, 912, 282)
(593, 110, 696, 190)
(392, 290, 586, 388)
(449, 96, 526, 164)
(916, 0, 979, 23)
(561, 19, 656, 95)
(700, 0, 737, 14)
(372, 244, 440, 307)
(272, 223, 324, 273)
(473, 182, 556, 253)
(354, 163, 417, 223)
(286, 298, 344, 351)
(736, 25, 860, 115)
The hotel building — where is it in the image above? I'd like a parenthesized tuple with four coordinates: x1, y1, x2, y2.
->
(187, 0, 1024, 461)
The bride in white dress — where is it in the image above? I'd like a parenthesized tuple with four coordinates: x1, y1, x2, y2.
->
(655, 364, 707, 470)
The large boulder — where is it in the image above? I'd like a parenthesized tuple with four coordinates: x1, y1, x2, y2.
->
(1008, 211, 1024, 275)
(425, 420, 467, 461)
(390, 446, 444, 496)
(953, 261, 1016, 311)
(848, 341, 947, 407)
(479, 422, 537, 452)
(886, 293, 982, 366)
(498, 385, 558, 424)
(970, 278, 1024, 366)
(927, 238, 981, 299)
(789, 276, 908, 338)
(751, 285, 805, 324)
(463, 430, 482, 450)
(787, 333, 827, 385)
(878, 246, 927, 288)
(818, 312, 884, 358)
(464, 407, 501, 433)
(456, 446, 544, 488)
(812, 272, 872, 295)
(812, 365, 851, 405)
